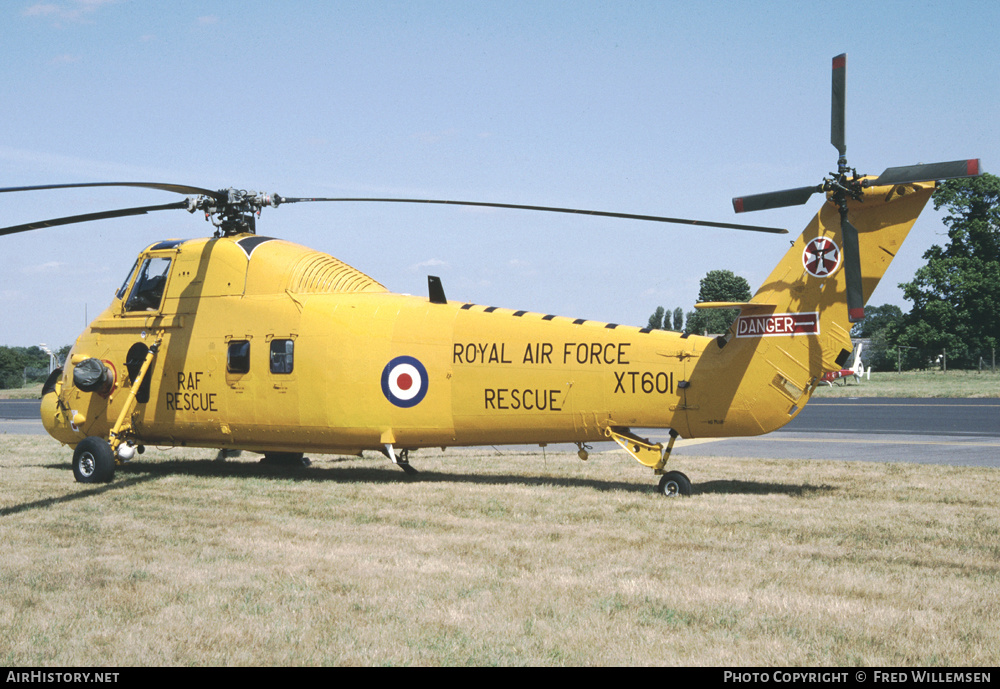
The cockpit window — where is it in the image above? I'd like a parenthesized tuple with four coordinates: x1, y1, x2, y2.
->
(125, 257, 172, 312)
(116, 259, 139, 300)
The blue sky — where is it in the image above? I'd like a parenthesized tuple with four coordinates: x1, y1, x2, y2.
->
(2, 0, 997, 348)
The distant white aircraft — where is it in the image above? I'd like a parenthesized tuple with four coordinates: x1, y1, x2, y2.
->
(821, 341, 870, 386)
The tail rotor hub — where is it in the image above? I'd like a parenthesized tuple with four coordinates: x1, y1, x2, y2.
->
(731, 53, 981, 323)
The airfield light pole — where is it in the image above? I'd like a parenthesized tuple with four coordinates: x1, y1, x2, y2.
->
(39, 343, 59, 374)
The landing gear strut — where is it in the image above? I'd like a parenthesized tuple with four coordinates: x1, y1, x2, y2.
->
(605, 427, 691, 497)
(383, 444, 418, 475)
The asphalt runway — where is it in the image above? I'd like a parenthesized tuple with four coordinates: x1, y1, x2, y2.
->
(666, 398, 1000, 467)
(2, 397, 998, 468)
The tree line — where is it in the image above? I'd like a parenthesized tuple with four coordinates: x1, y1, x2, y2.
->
(646, 269, 751, 336)
(0, 345, 69, 390)
(646, 174, 1000, 371)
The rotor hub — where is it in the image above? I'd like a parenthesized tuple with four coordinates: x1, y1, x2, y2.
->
(187, 188, 279, 237)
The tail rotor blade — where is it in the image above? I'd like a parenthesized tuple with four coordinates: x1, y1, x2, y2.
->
(840, 214, 864, 322)
(873, 159, 981, 186)
(831, 54, 847, 157)
(732, 185, 820, 213)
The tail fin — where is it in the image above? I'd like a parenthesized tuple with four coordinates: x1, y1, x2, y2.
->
(736, 180, 934, 375)
(681, 181, 933, 438)
(684, 53, 978, 437)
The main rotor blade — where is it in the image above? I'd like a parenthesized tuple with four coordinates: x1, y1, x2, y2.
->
(872, 159, 981, 186)
(277, 196, 789, 234)
(840, 214, 865, 322)
(0, 201, 189, 237)
(0, 181, 221, 198)
(732, 185, 820, 213)
(831, 53, 847, 157)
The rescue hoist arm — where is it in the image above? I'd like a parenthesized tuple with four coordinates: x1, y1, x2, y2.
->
(108, 332, 163, 461)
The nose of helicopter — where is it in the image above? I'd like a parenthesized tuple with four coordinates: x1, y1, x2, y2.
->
(40, 388, 86, 446)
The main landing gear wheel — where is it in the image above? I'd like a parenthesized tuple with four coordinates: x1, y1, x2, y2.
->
(73, 436, 116, 484)
(657, 471, 691, 497)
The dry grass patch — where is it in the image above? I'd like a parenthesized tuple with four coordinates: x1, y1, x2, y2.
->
(1, 435, 997, 666)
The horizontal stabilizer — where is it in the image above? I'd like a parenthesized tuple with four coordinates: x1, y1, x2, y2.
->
(694, 301, 777, 311)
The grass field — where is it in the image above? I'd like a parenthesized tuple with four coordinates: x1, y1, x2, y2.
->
(812, 370, 999, 398)
(0, 384, 43, 400)
(1, 435, 997, 666)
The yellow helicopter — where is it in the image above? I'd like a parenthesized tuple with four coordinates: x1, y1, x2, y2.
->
(2, 54, 981, 495)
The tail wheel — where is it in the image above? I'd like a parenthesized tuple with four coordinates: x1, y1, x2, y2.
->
(657, 471, 691, 497)
(73, 437, 115, 483)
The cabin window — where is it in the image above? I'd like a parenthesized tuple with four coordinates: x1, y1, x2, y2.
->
(125, 257, 172, 311)
(270, 339, 294, 374)
(227, 340, 251, 374)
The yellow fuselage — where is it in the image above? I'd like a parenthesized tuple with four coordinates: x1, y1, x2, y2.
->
(42, 181, 935, 457)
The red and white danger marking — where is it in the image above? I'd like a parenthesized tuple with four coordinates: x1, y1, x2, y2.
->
(736, 312, 820, 338)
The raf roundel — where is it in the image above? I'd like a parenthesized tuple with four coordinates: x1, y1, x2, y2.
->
(381, 356, 429, 408)
(802, 236, 842, 278)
